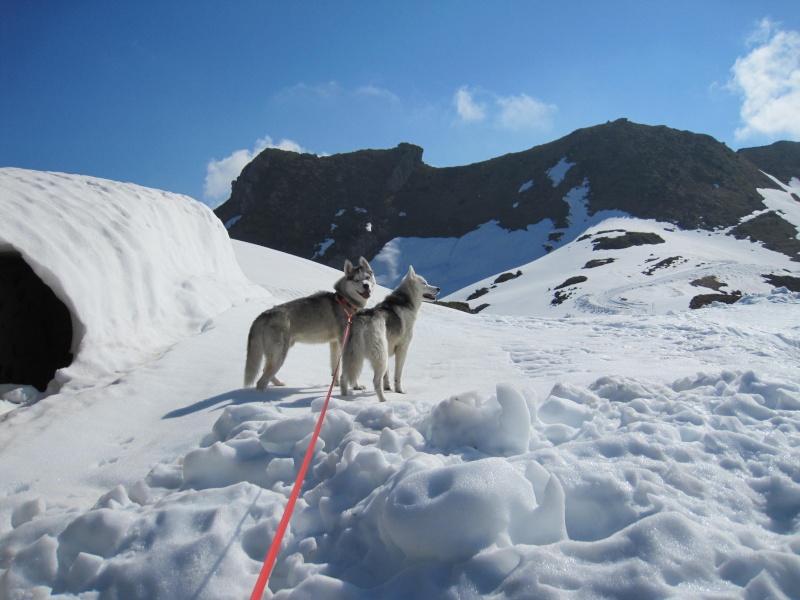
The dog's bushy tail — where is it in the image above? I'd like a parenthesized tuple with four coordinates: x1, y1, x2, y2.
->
(243, 326, 263, 388)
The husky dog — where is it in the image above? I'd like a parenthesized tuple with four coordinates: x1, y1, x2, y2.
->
(340, 266, 439, 402)
(244, 257, 375, 390)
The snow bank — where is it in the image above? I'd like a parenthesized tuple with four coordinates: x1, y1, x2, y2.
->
(3, 369, 799, 598)
(0, 168, 264, 393)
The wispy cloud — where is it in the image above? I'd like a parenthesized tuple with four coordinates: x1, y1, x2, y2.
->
(453, 86, 556, 130)
(729, 18, 800, 141)
(203, 135, 305, 206)
(454, 86, 488, 122)
(496, 93, 557, 131)
(276, 81, 343, 101)
(356, 85, 401, 104)
(276, 81, 402, 106)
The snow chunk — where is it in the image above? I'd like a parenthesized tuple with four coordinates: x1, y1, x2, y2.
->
(380, 458, 541, 561)
(423, 385, 531, 456)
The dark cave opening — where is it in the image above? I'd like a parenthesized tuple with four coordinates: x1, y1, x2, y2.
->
(0, 252, 74, 392)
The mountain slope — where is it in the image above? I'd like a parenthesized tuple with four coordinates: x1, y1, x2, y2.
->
(214, 120, 793, 294)
(444, 216, 800, 317)
(738, 140, 800, 185)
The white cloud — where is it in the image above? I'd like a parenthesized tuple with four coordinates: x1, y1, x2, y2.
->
(453, 86, 556, 130)
(203, 136, 305, 205)
(496, 93, 557, 131)
(729, 18, 800, 141)
(454, 86, 487, 122)
(277, 81, 342, 101)
(356, 85, 401, 103)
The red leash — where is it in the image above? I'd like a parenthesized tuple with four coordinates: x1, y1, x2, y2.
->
(249, 305, 353, 599)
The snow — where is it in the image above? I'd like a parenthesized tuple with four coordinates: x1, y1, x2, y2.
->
(312, 239, 335, 259)
(546, 157, 575, 187)
(1, 169, 800, 599)
(0, 168, 263, 395)
(372, 180, 625, 295)
(225, 215, 243, 229)
(446, 216, 799, 317)
(760, 174, 800, 238)
(371, 220, 556, 295)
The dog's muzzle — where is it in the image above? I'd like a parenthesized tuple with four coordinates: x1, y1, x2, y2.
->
(423, 288, 440, 301)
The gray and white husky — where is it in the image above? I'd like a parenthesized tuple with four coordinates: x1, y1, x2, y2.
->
(340, 266, 439, 402)
(244, 257, 376, 390)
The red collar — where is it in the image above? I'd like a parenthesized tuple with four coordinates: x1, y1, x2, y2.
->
(335, 293, 358, 317)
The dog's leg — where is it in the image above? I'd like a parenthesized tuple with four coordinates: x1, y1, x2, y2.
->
(257, 365, 286, 389)
(340, 336, 359, 397)
(257, 340, 288, 389)
(329, 341, 341, 385)
(393, 343, 410, 394)
(371, 343, 389, 402)
(341, 369, 366, 394)
(373, 371, 387, 402)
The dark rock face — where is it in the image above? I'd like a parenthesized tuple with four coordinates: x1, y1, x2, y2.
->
(214, 142, 425, 268)
(689, 292, 743, 310)
(215, 119, 794, 270)
(737, 141, 800, 186)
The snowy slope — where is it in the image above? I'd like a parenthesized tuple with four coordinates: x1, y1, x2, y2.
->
(1, 172, 800, 599)
(445, 216, 800, 317)
(376, 174, 799, 305)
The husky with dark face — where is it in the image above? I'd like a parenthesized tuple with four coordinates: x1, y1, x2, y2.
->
(340, 266, 439, 402)
(244, 257, 375, 389)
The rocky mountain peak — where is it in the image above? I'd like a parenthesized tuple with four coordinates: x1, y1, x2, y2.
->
(214, 120, 797, 279)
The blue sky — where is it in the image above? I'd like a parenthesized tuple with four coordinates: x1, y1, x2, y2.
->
(2, 1, 799, 208)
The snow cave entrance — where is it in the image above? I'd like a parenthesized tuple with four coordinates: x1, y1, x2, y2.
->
(0, 251, 73, 392)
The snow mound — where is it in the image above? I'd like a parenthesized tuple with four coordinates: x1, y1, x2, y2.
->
(3, 371, 799, 598)
(0, 168, 265, 393)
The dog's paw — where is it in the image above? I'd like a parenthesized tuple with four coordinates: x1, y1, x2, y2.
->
(270, 377, 286, 387)
(395, 384, 405, 394)
(354, 383, 366, 391)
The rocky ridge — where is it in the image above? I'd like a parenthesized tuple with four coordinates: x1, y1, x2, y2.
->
(214, 119, 800, 276)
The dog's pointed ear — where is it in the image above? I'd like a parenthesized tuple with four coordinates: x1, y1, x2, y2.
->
(407, 265, 416, 277)
(344, 259, 354, 274)
(359, 256, 371, 270)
